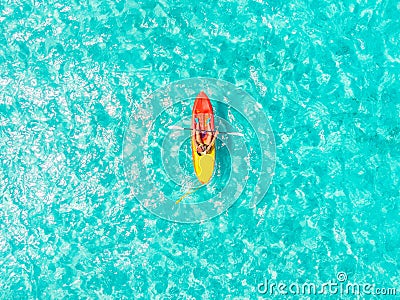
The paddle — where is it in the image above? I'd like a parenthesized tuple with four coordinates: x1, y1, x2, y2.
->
(168, 125, 244, 136)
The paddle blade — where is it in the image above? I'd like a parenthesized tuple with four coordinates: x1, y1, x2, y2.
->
(168, 125, 184, 130)
(226, 132, 244, 137)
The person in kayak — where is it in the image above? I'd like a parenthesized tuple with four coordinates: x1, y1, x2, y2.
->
(193, 117, 219, 156)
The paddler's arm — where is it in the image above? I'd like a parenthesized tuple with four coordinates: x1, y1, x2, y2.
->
(206, 131, 219, 152)
(192, 129, 199, 147)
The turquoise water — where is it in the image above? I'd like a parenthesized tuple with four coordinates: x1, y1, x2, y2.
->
(0, 0, 399, 298)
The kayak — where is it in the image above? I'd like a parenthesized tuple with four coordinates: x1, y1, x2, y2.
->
(191, 91, 216, 184)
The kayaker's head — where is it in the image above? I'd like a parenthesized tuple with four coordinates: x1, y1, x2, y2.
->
(197, 144, 207, 155)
